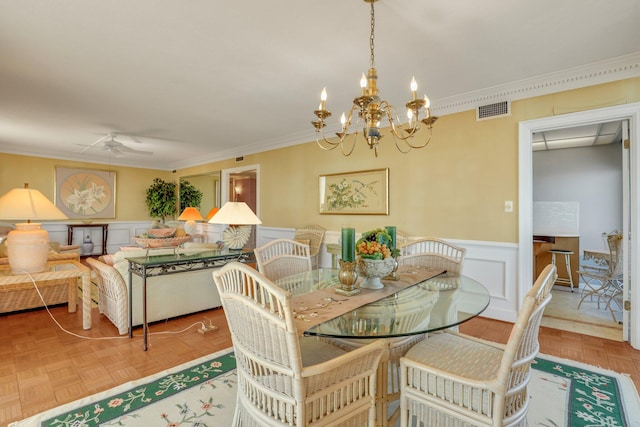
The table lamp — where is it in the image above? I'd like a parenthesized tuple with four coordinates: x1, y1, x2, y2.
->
(178, 207, 203, 236)
(208, 202, 261, 250)
(0, 183, 68, 273)
(205, 207, 219, 221)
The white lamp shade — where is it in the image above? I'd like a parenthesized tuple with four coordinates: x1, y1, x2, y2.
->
(0, 185, 67, 273)
(208, 202, 261, 225)
(0, 186, 67, 221)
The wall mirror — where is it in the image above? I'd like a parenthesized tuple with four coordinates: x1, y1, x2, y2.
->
(179, 172, 221, 219)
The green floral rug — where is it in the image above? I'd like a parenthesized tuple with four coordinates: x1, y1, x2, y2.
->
(528, 355, 639, 426)
(10, 350, 640, 426)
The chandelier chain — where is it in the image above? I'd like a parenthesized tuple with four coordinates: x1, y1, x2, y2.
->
(369, 1, 375, 68)
(312, 0, 438, 157)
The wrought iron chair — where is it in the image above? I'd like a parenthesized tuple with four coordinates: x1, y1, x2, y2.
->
(254, 238, 312, 282)
(212, 262, 385, 426)
(577, 231, 624, 321)
(398, 237, 466, 275)
(399, 264, 557, 427)
(293, 224, 325, 269)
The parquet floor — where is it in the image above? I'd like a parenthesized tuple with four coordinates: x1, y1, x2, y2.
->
(1, 304, 639, 426)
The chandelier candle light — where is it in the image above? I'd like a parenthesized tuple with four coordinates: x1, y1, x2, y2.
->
(312, 0, 437, 157)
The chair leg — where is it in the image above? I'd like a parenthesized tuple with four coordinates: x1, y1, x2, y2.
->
(577, 278, 605, 310)
(565, 253, 574, 292)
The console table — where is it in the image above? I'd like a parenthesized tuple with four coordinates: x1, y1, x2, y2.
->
(127, 249, 250, 350)
(67, 223, 109, 256)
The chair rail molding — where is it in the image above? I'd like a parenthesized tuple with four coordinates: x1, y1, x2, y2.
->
(259, 226, 519, 323)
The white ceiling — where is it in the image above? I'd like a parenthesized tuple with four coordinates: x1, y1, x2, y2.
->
(532, 121, 623, 152)
(0, 0, 639, 170)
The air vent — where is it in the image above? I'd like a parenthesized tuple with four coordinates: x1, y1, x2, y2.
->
(476, 101, 511, 121)
(235, 156, 244, 162)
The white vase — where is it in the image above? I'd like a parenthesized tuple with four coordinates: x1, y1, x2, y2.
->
(357, 257, 396, 290)
(82, 235, 94, 255)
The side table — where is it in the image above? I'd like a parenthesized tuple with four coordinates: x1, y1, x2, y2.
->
(0, 256, 92, 329)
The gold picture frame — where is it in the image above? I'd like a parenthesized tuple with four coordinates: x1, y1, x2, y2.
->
(54, 166, 116, 219)
(319, 168, 389, 215)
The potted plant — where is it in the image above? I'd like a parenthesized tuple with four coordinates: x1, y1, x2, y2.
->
(179, 180, 203, 212)
(145, 178, 177, 224)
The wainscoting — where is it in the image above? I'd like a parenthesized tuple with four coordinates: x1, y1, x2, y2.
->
(40, 222, 521, 323)
(259, 227, 520, 323)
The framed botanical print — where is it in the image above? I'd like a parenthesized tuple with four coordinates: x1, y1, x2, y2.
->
(319, 168, 388, 215)
(54, 166, 116, 219)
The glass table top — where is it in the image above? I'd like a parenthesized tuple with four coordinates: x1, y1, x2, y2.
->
(125, 248, 250, 266)
(275, 268, 490, 339)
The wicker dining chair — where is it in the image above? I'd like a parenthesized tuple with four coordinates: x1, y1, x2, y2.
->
(254, 238, 312, 282)
(85, 257, 129, 335)
(398, 264, 556, 427)
(293, 224, 325, 269)
(399, 238, 466, 275)
(212, 262, 385, 427)
(395, 230, 410, 248)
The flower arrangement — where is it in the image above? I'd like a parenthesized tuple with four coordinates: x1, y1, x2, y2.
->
(356, 228, 400, 260)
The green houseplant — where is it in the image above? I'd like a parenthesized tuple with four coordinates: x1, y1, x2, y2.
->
(145, 178, 177, 223)
(179, 180, 203, 212)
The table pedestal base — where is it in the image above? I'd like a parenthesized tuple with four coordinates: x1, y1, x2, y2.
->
(321, 334, 424, 427)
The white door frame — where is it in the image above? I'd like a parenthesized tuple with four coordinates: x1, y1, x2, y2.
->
(518, 102, 640, 349)
(221, 163, 261, 242)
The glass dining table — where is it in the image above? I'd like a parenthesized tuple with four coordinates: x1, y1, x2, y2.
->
(276, 267, 490, 338)
(274, 266, 490, 427)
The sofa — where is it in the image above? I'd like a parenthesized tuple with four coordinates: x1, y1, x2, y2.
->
(89, 244, 224, 334)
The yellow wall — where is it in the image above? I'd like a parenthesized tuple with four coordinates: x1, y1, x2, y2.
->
(2, 78, 638, 241)
(178, 78, 639, 242)
(0, 155, 173, 221)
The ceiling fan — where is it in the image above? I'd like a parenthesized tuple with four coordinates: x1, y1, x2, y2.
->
(78, 132, 154, 157)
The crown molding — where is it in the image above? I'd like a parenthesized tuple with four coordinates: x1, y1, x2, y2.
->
(431, 52, 640, 117)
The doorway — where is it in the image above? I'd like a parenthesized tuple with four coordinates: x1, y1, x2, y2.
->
(518, 102, 640, 349)
(221, 164, 260, 248)
(532, 128, 624, 340)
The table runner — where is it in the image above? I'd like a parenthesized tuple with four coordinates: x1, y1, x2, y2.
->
(291, 265, 445, 335)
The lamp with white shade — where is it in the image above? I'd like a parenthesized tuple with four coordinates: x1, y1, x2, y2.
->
(178, 207, 203, 236)
(0, 183, 68, 273)
(208, 202, 261, 250)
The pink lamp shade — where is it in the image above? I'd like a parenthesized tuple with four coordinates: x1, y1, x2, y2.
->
(0, 184, 68, 273)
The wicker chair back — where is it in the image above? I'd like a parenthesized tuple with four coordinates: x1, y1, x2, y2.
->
(399, 238, 466, 275)
(293, 225, 325, 269)
(213, 262, 385, 426)
(254, 238, 312, 282)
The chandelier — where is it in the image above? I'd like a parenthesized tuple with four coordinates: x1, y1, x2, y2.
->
(312, 0, 437, 157)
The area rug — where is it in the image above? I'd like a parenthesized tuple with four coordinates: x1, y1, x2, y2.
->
(10, 349, 640, 427)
